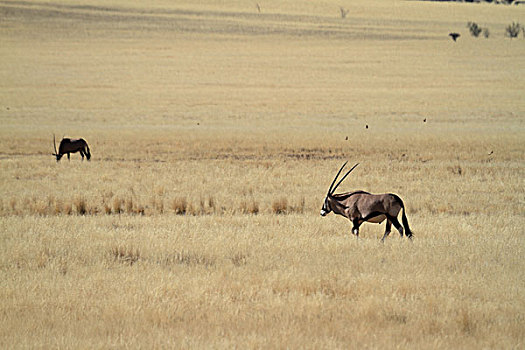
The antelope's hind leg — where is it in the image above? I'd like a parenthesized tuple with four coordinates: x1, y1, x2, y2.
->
(389, 215, 404, 238)
(381, 220, 392, 242)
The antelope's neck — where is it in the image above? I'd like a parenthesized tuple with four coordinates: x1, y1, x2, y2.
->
(329, 196, 347, 216)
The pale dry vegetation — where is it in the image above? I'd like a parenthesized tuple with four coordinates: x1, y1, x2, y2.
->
(1, 0, 524, 348)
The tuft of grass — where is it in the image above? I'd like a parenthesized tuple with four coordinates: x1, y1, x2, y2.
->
(111, 246, 140, 266)
(104, 202, 112, 215)
(112, 197, 122, 214)
(505, 21, 520, 39)
(272, 197, 288, 215)
(239, 199, 259, 215)
(449, 164, 463, 176)
(53, 198, 63, 215)
(160, 250, 215, 267)
(208, 196, 216, 213)
(458, 309, 476, 335)
(74, 196, 87, 215)
(467, 21, 482, 37)
(152, 197, 164, 214)
(291, 197, 306, 214)
(171, 197, 187, 215)
(125, 197, 134, 214)
(230, 252, 248, 267)
(62, 201, 73, 216)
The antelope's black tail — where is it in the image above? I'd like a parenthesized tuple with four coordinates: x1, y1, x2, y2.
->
(84, 141, 91, 161)
(401, 206, 412, 239)
(392, 194, 413, 239)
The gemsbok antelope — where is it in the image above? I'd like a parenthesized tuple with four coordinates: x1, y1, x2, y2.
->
(320, 162, 412, 241)
(52, 134, 91, 162)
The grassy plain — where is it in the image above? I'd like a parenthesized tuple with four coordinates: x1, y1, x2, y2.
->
(1, 0, 524, 348)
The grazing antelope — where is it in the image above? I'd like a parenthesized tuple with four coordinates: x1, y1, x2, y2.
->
(52, 134, 91, 162)
(320, 162, 412, 241)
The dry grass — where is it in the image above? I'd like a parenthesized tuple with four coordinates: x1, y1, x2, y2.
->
(0, 0, 524, 348)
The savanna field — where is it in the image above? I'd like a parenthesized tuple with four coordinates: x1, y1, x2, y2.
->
(1, 0, 524, 348)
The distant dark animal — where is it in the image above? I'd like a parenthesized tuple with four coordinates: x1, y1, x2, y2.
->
(365, 124, 369, 129)
(52, 134, 91, 162)
(320, 162, 413, 241)
(423, 118, 427, 123)
(449, 33, 460, 42)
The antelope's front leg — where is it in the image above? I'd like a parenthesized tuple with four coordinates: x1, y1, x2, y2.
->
(351, 219, 361, 237)
(381, 220, 392, 242)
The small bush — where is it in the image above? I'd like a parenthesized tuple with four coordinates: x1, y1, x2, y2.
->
(62, 202, 73, 215)
(272, 197, 288, 215)
(125, 197, 134, 214)
(230, 252, 248, 267)
(505, 22, 521, 39)
(155, 199, 164, 214)
(74, 196, 87, 215)
(104, 202, 112, 215)
(292, 197, 306, 214)
(240, 199, 259, 215)
(171, 197, 187, 215)
(53, 198, 63, 215)
(112, 197, 122, 214)
(111, 246, 140, 266)
(161, 250, 215, 267)
(467, 22, 482, 37)
(208, 196, 216, 213)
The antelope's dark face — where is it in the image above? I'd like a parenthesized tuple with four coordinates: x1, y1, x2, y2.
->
(320, 196, 331, 217)
(54, 153, 63, 162)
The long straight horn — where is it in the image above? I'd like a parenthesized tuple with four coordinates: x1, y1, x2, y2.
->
(327, 161, 348, 195)
(53, 134, 58, 155)
(330, 163, 359, 195)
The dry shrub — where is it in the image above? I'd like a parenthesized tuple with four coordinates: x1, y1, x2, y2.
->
(36, 247, 55, 269)
(449, 164, 463, 176)
(240, 199, 259, 215)
(62, 201, 73, 215)
(9, 197, 17, 213)
(152, 198, 164, 214)
(196, 196, 216, 215)
(458, 309, 476, 334)
(134, 205, 145, 216)
(74, 196, 87, 215)
(171, 197, 187, 215)
(111, 246, 140, 266)
(230, 252, 248, 267)
(186, 202, 199, 216)
(161, 250, 215, 267)
(53, 198, 63, 215)
(104, 202, 112, 215)
(272, 197, 288, 214)
(208, 196, 216, 213)
(125, 197, 134, 214)
(33, 199, 49, 216)
(291, 197, 306, 214)
(112, 197, 123, 214)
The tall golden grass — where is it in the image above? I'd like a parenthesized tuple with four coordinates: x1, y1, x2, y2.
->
(1, 0, 524, 348)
